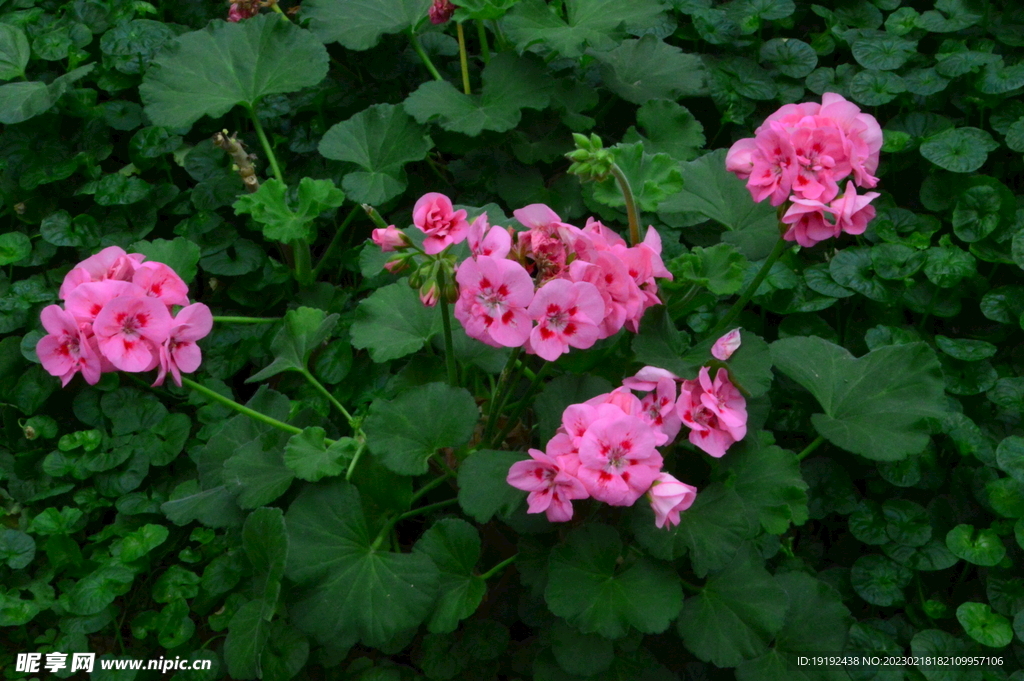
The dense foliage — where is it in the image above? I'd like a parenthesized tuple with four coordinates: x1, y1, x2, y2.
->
(3, 0, 1024, 679)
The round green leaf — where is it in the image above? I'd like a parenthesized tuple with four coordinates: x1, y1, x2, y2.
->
(550, 620, 614, 677)
(902, 68, 949, 96)
(413, 519, 485, 634)
(939, 356, 998, 396)
(981, 286, 1024, 324)
(956, 602, 1013, 648)
(303, 0, 433, 50)
(920, 127, 998, 173)
(1005, 118, 1024, 153)
(850, 555, 911, 606)
(0, 233, 31, 266)
(849, 500, 888, 545)
(0, 529, 35, 569)
(945, 524, 1006, 566)
(953, 185, 1005, 242)
(141, 14, 329, 128)
(852, 35, 915, 71)
(0, 24, 30, 80)
(997, 436, 1024, 483)
(760, 38, 817, 78)
(935, 335, 997, 361)
(849, 69, 906, 105)
(883, 499, 931, 546)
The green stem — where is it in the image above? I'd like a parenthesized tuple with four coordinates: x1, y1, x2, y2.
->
(476, 21, 490, 64)
(680, 579, 702, 594)
(181, 377, 304, 438)
(212, 316, 281, 324)
(247, 107, 284, 184)
(456, 22, 471, 95)
(484, 347, 522, 442)
(708, 236, 787, 338)
(398, 498, 458, 521)
(300, 369, 354, 426)
(363, 204, 390, 230)
(345, 439, 366, 482)
(491, 361, 550, 448)
(480, 554, 517, 580)
(410, 31, 444, 81)
(797, 434, 826, 461)
(609, 163, 640, 246)
(410, 470, 454, 505)
(293, 244, 313, 286)
(313, 205, 360, 278)
(439, 296, 458, 387)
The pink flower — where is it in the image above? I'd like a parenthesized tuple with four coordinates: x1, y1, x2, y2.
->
(648, 473, 698, 529)
(789, 126, 843, 202)
(725, 137, 757, 180)
(638, 376, 681, 445)
(623, 366, 678, 392)
(93, 295, 173, 372)
(133, 262, 189, 308)
(746, 127, 797, 206)
(830, 181, 879, 237)
(711, 328, 742, 361)
(59, 246, 145, 299)
(428, 0, 456, 24)
(65, 280, 145, 324)
(371, 226, 409, 252)
(568, 255, 641, 339)
(507, 448, 588, 522)
(227, 1, 258, 21)
(781, 198, 837, 248)
(413, 192, 469, 255)
(677, 367, 747, 458)
(37, 305, 101, 386)
(154, 303, 213, 387)
(527, 279, 604, 361)
(454, 255, 534, 348)
(467, 215, 512, 259)
(575, 414, 662, 506)
(819, 93, 882, 188)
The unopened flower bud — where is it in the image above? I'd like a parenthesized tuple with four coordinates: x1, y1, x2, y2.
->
(371, 225, 410, 253)
(444, 279, 459, 303)
(429, 0, 456, 24)
(384, 255, 410, 275)
(419, 281, 440, 307)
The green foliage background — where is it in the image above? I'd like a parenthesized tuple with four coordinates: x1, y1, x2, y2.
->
(2, 0, 1024, 679)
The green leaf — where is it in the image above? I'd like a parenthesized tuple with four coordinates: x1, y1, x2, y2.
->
(956, 602, 1013, 648)
(920, 127, 998, 174)
(945, 524, 1005, 566)
(953, 185, 1006, 243)
(925, 237, 977, 288)
(503, 0, 669, 58)
(0, 25, 30, 80)
(413, 519, 485, 634)
(850, 554, 911, 606)
(669, 243, 748, 296)
(153, 565, 201, 602)
(318, 103, 432, 205)
(129, 237, 201, 284)
(997, 436, 1024, 484)
(456, 449, 527, 523)
(935, 335, 997, 362)
(623, 99, 706, 163)
(882, 498, 931, 546)
(29, 507, 83, 535)
(349, 281, 441, 362)
(243, 506, 287, 621)
(535, 373, 614, 443)
(911, 630, 975, 681)
(223, 443, 295, 510)
(224, 600, 269, 680)
(593, 35, 706, 105)
(140, 14, 329, 128)
(39, 211, 99, 249)
(0, 64, 94, 125)
(916, 0, 982, 32)
(233, 177, 345, 244)
(658, 150, 779, 260)
(283, 429, 355, 482)
(364, 382, 478, 475)
(592, 142, 683, 213)
(260, 621, 308, 681)
(162, 481, 245, 528)
(717, 436, 808, 534)
(849, 69, 906, 106)
(117, 524, 169, 562)
(852, 35, 916, 71)
(545, 525, 682, 638)
(285, 480, 439, 646)
(302, 0, 430, 50)
(67, 565, 135, 615)
(677, 549, 787, 668)
(0, 233, 31, 266)
(760, 38, 817, 78)
(247, 307, 339, 382)
(770, 336, 946, 461)
(849, 500, 888, 545)
(0, 530, 35, 569)
(404, 52, 551, 136)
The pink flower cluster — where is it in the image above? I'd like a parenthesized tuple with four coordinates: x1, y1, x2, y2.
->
(507, 333, 748, 529)
(428, 0, 456, 24)
(725, 94, 882, 248)
(455, 203, 671, 362)
(37, 246, 212, 388)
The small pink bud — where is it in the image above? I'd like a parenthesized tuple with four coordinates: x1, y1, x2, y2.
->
(384, 255, 410, 275)
(711, 328, 742, 361)
(419, 281, 439, 307)
(371, 225, 409, 253)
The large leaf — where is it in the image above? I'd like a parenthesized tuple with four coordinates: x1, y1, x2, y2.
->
(242, 507, 288, 618)
(318, 103, 432, 205)
(593, 36, 707, 105)
(349, 281, 441, 362)
(545, 525, 682, 639)
(503, 0, 668, 58)
(716, 434, 809, 534)
(677, 549, 787, 668)
(770, 336, 946, 461)
(0, 64, 94, 125)
(140, 14, 329, 128)
(456, 449, 527, 523)
(285, 480, 439, 647)
(592, 142, 683, 213)
(404, 52, 552, 136)
(623, 99, 706, 163)
(364, 382, 478, 475)
(413, 519, 486, 634)
(657, 149, 780, 260)
(0, 25, 30, 80)
(302, 0, 431, 50)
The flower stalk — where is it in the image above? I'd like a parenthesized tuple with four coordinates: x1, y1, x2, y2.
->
(708, 235, 788, 338)
(456, 22, 471, 94)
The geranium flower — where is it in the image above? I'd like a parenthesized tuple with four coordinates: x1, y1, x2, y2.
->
(677, 367, 747, 458)
(575, 413, 662, 506)
(454, 255, 534, 347)
(371, 225, 409, 252)
(93, 295, 173, 372)
(65, 280, 144, 324)
(711, 328, 742, 361)
(527, 279, 604, 361)
(59, 246, 145, 299)
(467, 215, 512, 259)
(133, 262, 190, 308)
(507, 449, 589, 522)
(36, 305, 101, 386)
(154, 303, 214, 387)
(830, 181, 880, 237)
(648, 473, 698, 529)
(413, 192, 469, 255)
